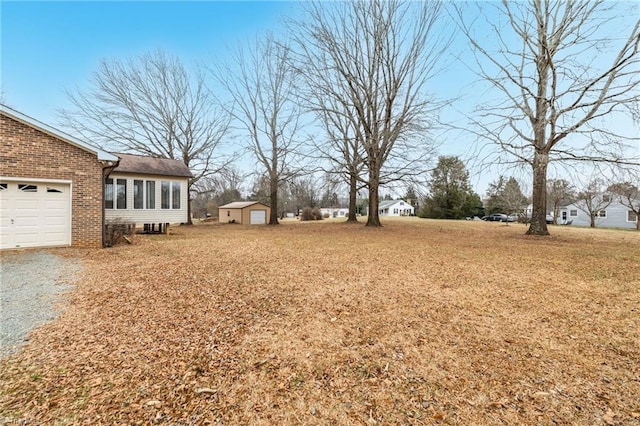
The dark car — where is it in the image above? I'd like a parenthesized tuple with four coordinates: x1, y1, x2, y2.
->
(482, 213, 508, 222)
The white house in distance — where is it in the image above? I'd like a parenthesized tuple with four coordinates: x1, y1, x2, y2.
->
(378, 199, 414, 217)
(105, 153, 193, 231)
(319, 207, 349, 218)
(558, 199, 638, 230)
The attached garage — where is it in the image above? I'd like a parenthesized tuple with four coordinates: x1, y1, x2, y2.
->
(0, 180, 71, 249)
(1, 104, 119, 249)
(218, 201, 271, 225)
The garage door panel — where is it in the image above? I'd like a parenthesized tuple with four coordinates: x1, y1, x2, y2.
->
(250, 210, 266, 225)
(0, 180, 71, 249)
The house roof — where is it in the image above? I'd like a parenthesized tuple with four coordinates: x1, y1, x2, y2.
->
(113, 153, 193, 178)
(219, 201, 269, 209)
(0, 104, 118, 162)
(378, 199, 412, 209)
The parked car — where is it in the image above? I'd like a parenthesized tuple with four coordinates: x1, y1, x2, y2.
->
(482, 213, 508, 222)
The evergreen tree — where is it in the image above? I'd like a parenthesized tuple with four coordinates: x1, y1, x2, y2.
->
(420, 156, 482, 219)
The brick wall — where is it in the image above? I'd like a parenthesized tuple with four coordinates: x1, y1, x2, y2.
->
(1, 114, 105, 248)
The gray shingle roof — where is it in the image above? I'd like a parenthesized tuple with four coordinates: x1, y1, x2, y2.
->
(113, 153, 193, 178)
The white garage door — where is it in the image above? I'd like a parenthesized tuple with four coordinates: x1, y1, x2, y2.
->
(0, 181, 71, 249)
(249, 209, 266, 225)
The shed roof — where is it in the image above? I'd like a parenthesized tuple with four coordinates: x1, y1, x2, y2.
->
(0, 104, 118, 162)
(219, 201, 269, 209)
(113, 153, 193, 178)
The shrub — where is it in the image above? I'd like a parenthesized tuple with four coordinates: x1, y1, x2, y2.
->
(104, 219, 135, 247)
(300, 207, 324, 221)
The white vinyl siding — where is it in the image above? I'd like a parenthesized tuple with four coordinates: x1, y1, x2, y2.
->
(105, 173, 189, 224)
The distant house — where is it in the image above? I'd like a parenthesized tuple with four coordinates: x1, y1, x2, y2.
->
(320, 207, 349, 218)
(378, 199, 415, 217)
(218, 201, 270, 225)
(105, 153, 193, 231)
(558, 199, 638, 229)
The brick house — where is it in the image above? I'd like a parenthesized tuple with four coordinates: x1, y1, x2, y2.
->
(1, 104, 192, 249)
(1, 104, 118, 249)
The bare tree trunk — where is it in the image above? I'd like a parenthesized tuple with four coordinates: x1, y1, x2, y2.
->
(527, 151, 550, 236)
(346, 173, 358, 223)
(367, 165, 382, 227)
(269, 173, 279, 225)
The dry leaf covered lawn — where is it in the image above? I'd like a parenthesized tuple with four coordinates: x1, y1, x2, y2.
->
(1, 218, 639, 425)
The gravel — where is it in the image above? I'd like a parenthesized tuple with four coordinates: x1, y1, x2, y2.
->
(0, 251, 79, 358)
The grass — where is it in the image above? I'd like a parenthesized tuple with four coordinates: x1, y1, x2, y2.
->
(1, 218, 638, 425)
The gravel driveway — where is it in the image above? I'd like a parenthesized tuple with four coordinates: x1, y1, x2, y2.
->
(0, 251, 79, 358)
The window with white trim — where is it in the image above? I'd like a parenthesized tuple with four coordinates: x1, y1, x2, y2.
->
(105, 178, 127, 209)
(628, 211, 638, 223)
(116, 179, 127, 209)
(172, 182, 181, 209)
(161, 181, 170, 209)
(105, 178, 114, 209)
(570, 209, 578, 217)
(597, 210, 607, 218)
(134, 180, 144, 209)
(146, 181, 156, 209)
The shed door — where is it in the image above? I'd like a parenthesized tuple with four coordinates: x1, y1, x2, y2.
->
(249, 209, 266, 225)
(0, 181, 71, 249)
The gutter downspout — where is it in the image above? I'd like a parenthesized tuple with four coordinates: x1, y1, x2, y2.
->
(101, 159, 120, 248)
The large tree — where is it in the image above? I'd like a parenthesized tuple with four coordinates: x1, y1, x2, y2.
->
(212, 34, 304, 225)
(458, 1, 640, 235)
(294, 0, 451, 227)
(60, 49, 231, 225)
(421, 156, 481, 219)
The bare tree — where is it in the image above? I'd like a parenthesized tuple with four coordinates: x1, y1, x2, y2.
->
(457, 1, 640, 235)
(608, 173, 640, 230)
(575, 179, 613, 228)
(211, 34, 304, 225)
(293, 0, 451, 227)
(59, 50, 231, 224)
(547, 179, 575, 224)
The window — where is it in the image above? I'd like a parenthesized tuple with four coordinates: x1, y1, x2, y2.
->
(116, 179, 127, 209)
(105, 178, 114, 209)
(161, 181, 170, 209)
(628, 211, 638, 223)
(597, 210, 607, 218)
(0, 183, 7, 191)
(46, 186, 63, 193)
(18, 184, 37, 192)
(134, 180, 144, 209)
(570, 209, 578, 217)
(146, 181, 155, 209)
(172, 182, 181, 209)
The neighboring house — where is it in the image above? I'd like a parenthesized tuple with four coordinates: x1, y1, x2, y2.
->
(320, 207, 349, 218)
(105, 153, 192, 231)
(1, 104, 118, 249)
(559, 200, 638, 229)
(218, 201, 271, 225)
(378, 199, 415, 217)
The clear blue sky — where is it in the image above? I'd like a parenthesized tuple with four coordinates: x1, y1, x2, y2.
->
(2, 1, 638, 197)
(1, 1, 295, 124)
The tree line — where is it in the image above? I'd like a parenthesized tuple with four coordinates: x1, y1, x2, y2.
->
(59, 0, 639, 234)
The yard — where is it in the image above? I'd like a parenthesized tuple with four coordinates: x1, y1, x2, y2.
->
(1, 218, 638, 425)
